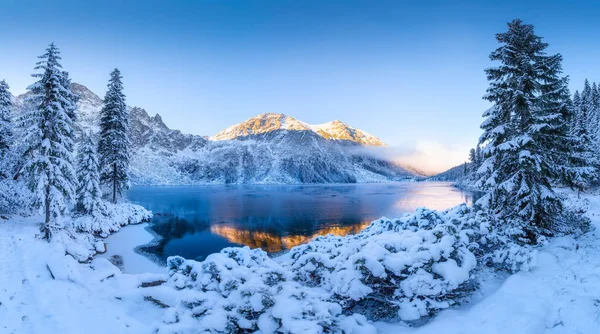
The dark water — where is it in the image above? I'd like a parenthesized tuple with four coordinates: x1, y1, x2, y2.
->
(129, 182, 481, 263)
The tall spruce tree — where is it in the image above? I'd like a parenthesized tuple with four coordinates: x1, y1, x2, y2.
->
(475, 144, 482, 165)
(572, 90, 582, 136)
(0, 80, 13, 178)
(556, 91, 598, 202)
(591, 82, 600, 145)
(580, 80, 593, 139)
(20, 43, 78, 239)
(572, 82, 600, 156)
(477, 19, 575, 243)
(469, 148, 476, 163)
(76, 132, 103, 215)
(469, 144, 483, 174)
(98, 69, 130, 204)
(565, 87, 599, 193)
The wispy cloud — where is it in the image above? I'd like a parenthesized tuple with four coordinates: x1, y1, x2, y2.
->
(349, 141, 469, 175)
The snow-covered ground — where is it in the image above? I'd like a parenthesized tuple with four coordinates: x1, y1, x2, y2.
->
(98, 223, 166, 275)
(377, 236, 600, 333)
(1, 194, 599, 333)
(377, 193, 600, 333)
(0, 215, 166, 334)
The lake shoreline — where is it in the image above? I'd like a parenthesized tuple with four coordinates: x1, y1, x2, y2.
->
(124, 181, 481, 264)
(98, 222, 167, 274)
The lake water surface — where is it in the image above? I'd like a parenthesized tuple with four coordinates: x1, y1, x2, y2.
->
(130, 182, 481, 263)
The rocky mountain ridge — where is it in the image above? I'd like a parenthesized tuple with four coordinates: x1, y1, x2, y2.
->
(13, 83, 419, 184)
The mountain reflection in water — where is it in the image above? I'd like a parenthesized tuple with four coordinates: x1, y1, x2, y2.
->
(210, 222, 372, 253)
(130, 183, 481, 263)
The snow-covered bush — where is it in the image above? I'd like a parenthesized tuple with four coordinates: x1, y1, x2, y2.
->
(71, 202, 152, 236)
(470, 211, 537, 273)
(36, 202, 154, 261)
(0, 179, 33, 215)
(282, 205, 481, 321)
(549, 193, 591, 236)
(470, 193, 588, 273)
(151, 204, 540, 330)
(157, 247, 374, 334)
(52, 227, 104, 261)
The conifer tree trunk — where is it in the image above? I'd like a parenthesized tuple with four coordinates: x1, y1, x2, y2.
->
(44, 184, 51, 240)
(113, 162, 117, 204)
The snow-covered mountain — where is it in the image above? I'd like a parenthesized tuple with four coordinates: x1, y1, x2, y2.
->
(14, 83, 208, 152)
(211, 113, 386, 146)
(14, 84, 419, 184)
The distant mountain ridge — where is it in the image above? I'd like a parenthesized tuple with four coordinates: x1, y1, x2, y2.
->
(13, 83, 420, 185)
(427, 163, 469, 182)
(211, 113, 386, 146)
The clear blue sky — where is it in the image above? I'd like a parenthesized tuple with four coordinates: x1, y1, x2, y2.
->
(1, 0, 599, 172)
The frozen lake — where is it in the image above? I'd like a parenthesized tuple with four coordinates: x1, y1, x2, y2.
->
(127, 182, 481, 264)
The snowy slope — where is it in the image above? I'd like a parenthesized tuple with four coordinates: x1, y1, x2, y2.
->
(310, 119, 386, 146)
(168, 130, 414, 184)
(13, 85, 418, 185)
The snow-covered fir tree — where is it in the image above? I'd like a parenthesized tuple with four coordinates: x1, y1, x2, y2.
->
(98, 69, 130, 204)
(571, 90, 582, 136)
(571, 81, 600, 152)
(562, 138, 598, 195)
(467, 144, 483, 174)
(565, 81, 600, 193)
(590, 82, 600, 145)
(0, 80, 13, 179)
(580, 80, 594, 140)
(60, 71, 79, 123)
(556, 89, 598, 199)
(76, 132, 103, 216)
(477, 19, 581, 243)
(592, 83, 598, 136)
(19, 43, 78, 239)
(469, 148, 476, 164)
